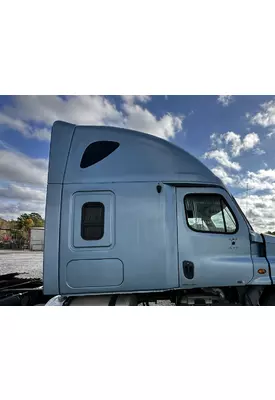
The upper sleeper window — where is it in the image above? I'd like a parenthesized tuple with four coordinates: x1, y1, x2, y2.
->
(184, 194, 237, 234)
(81, 202, 105, 240)
(80, 141, 120, 168)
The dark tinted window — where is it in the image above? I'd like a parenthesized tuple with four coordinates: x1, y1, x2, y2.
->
(80, 141, 120, 168)
(184, 194, 237, 234)
(81, 202, 104, 240)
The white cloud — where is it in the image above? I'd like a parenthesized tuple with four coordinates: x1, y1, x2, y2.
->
(267, 128, 275, 138)
(0, 182, 46, 220)
(0, 149, 48, 186)
(210, 164, 275, 232)
(122, 101, 183, 139)
(223, 131, 242, 156)
(210, 133, 223, 147)
(204, 131, 263, 177)
(252, 169, 275, 180)
(0, 148, 48, 220)
(0, 183, 46, 202)
(243, 132, 260, 150)
(235, 194, 275, 233)
(253, 148, 265, 155)
(0, 111, 51, 141)
(222, 131, 260, 157)
(0, 112, 29, 134)
(217, 95, 234, 107)
(0, 95, 123, 128)
(0, 200, 46, 221)
(213, 167, 275, 194)
(121, 95, 151, 104)
(205, 164, 275, 231)
(0, 95, 183, 142)
(32, 128, 51, 141)
(211, 166, 236, 185)
(210, 164, 275, 193)
(203, 149, 241, 170)
(204, 127, 273, 232)
(236, 169, 275, 192)
(248, 99, 275, 127)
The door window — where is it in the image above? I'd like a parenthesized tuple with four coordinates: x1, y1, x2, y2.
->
(184, 194, 237, 234)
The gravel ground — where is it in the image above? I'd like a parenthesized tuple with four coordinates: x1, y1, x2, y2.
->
(0, 250, 173, 305)
(0, 250, 43, 279)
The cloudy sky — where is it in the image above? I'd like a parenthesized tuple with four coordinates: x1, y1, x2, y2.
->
(0, 95, 275, 232)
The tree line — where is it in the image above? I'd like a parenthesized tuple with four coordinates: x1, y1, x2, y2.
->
(0, 213, 45, 242)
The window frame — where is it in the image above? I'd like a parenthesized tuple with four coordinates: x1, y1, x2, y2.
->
(81, 202, 105, 241)
(184, 193, 239, 235)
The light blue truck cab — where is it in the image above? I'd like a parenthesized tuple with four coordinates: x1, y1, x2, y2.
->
(43, 121, 275, 306)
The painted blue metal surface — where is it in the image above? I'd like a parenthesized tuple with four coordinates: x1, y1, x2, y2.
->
(47, 121, 75, 184)
(58, 182, 179, 294)
(262, 234, 275, 283)
(249, 232, 270, 285)
(43, 184, 62, 294)
(66, 259, 124, 288)
(176, 187, 254, 287)
(63, 123, 224, 186)
(43, 120, 273, 296)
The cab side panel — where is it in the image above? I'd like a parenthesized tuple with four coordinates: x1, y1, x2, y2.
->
(59, 183, 179, 294)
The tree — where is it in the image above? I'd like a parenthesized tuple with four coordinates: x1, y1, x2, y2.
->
(16, 213, 44, 230)
(0, 218, 9, 241)
(16, 215, 33, 240)
(29, 213, 44, 227)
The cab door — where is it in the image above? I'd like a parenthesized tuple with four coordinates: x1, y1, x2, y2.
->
(176, 187, 254, 288)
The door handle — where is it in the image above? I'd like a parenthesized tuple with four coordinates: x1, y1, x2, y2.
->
(183, 261, 194, 279)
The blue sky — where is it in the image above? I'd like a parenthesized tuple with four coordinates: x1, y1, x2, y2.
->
(1, 95, 275, 232)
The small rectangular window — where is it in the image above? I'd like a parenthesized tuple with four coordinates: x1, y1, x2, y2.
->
(81, 202, 104, 240)
(184, 194, 237, 234)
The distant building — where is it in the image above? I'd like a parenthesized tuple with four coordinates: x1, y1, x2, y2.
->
(29, 227, 44, 251)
